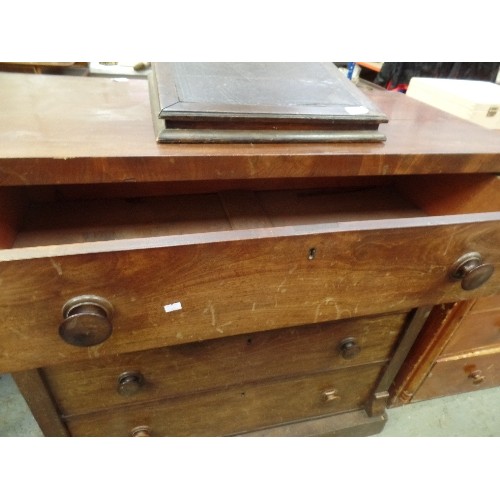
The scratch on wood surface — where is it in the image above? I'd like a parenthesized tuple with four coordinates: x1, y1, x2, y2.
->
(314, 297, 336, 322)
(392, 296, 408, 308)
(49, 258, 63, 276)
(277, 278, 287, 293)
(443, 235, 453, 256)
(204, 301, 232, 332)
(313, 297, 353, 322)
(204, 300, 217, 327)
(314, 303, 322, 322)
(0, 166, 28, 185)
(87, 345, 103, 359)
(217, 321, 233, 333)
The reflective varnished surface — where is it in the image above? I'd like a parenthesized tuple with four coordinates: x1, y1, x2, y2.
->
(1, 72, 500, 185)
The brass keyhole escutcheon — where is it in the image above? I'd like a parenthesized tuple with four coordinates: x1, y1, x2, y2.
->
(450, 252, 494, 291)
(59, 295, 114, 347)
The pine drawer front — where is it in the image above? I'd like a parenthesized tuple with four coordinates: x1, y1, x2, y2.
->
(43, 312, 408, 416)
(441, 306, 500, 356)
(64, 363, 385, 437)
(413, 350, 500, 402)
(1, 215, 500, 373)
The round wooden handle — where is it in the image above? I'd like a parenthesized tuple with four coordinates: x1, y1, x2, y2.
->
(131, 426, 151, 437)
(322, 389, 340, 402)
(59, 295, 113, 347)
(117, 371, 144, 396)
(339, 337, 361, 359)
(468, 370, 485, 385)
(451, 252, 494, 290)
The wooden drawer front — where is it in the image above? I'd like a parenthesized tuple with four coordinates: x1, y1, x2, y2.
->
(441, 307, 500, 356)
(44, 312, 407, 416)
(64, 363, 384, 436)
(1, 215, 500, 372)
(413, 351, 500, 402)
(471, 295, 500, 314)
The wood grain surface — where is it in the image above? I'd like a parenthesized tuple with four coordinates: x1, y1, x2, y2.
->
(64, 363, 385, 436)
(1, 214, 500, 372)
(3, 69, 500, 437)
(43, 312, 407, 416)
(388, 301, 474, 406)
(1, 73, 500, 186)
(412, 349, 500, 402)
(440, 305, 500, 356)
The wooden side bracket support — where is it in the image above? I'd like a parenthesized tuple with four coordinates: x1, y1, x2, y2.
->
(366, 305, 433, 417)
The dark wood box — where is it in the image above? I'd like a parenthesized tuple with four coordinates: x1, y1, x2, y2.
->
(149, 62, 388, 143)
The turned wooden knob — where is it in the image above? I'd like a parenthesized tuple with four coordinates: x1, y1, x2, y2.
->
(59, 295, 113, 347)
(322, 389, 340, 402)
(468, 370, 485, 385)
(131, 426, 151, 437)
(117, 371, 144, 396)
(339, 337, 361, 359)
(451, 252, 494, 290)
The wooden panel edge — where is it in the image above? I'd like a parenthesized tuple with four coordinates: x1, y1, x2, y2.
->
(0, 187, 25, 249)
(396, 174, 500, 215)
(388, 300, 475, 406)
(12, 369, 69, 437)
(218, 190, 273, 230)
(366, 306, 432, 415)
(235, 410, 388, 437)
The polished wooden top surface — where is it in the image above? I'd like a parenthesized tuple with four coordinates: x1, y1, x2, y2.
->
(0, 72, 499, 185)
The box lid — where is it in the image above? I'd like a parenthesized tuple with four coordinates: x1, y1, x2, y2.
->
(149, 62, 388, 143)
(407, 77, 500, 129)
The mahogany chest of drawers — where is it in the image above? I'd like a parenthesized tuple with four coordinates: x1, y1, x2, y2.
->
(1, 71, 500, 436)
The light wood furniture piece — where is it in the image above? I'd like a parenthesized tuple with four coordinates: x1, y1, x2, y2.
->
(1, 71, 500, 437)
(391, 295, 500, 405)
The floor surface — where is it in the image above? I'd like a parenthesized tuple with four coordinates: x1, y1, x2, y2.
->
(1, 372, 499, 437)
